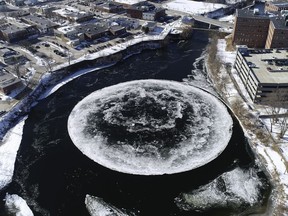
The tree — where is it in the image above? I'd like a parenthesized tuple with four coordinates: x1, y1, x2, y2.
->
(142, 26, 149, 34)
(262, 88, 288, 138)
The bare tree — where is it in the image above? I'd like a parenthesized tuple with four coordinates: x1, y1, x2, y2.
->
(279, 115, 288, 139)
(262, 88, 288, 136)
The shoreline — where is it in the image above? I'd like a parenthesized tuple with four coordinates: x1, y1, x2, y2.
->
(0, 29, 277, 215)
(0, 22, 185, 191)
(0, 24, 176, 141)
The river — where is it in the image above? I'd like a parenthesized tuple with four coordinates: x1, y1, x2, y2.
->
(0, 31, 271, 216)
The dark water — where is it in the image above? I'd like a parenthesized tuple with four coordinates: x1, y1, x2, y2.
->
(0, 32, 270, 216)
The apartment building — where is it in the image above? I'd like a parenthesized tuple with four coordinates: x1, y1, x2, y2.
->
(234, 46, 288, 102)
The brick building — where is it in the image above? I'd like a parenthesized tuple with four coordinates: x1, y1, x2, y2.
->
(232, 9, 270, 48)
(232, 8, 288, 48)
(265, 17, 288, 48)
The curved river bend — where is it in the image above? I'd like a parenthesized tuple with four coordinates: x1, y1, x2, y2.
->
(0, 32, 270, 216)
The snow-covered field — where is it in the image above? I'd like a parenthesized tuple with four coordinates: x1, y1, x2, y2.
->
(163, 0, 227, 15)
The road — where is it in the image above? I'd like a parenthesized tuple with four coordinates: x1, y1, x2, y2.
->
(192, 15, 233, 29)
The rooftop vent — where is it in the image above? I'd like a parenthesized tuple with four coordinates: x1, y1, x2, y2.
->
(254, 8, 259, 15)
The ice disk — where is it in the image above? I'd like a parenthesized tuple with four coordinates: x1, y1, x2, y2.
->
(4, 194, 34, 216)
(85, 195, 129, 216)
(175, 167, 264, 211)
(68, 80, 233, 175)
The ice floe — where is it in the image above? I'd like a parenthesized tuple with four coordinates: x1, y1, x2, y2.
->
(68, 80, 233, 175)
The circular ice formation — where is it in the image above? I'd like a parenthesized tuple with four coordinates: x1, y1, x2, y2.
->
(68, 80, 233, 175)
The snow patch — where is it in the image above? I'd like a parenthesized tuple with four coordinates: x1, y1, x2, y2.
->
(0, 118, 26, 190)
(176, 167, 264, 211)
(163, 0, 227, 15)
(4, 194, 34, 216)
(85, 195, 128, 216)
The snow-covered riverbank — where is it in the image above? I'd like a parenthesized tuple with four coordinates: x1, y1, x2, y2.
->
(214, 38, 288, 215)
(0, 19, 187, 193)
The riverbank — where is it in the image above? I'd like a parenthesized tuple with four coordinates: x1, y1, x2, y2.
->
(0, 19, 192, 193)
(204, 36, 288, 216)
(0, 22, 177, 140)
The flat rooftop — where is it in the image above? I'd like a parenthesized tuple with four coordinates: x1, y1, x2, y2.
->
(243, 49, 288, 84)
(236, 8, 270, 19)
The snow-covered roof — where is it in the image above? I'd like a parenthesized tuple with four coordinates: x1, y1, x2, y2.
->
(112, 0, 146, 6)
(163, 0, 227, 15)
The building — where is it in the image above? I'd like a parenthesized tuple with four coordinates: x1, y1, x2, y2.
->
(110, 17, 140, 29)
(265, 2, 288, 12)
(232, 9, 270, 48)
(76, 24, 109, 41)
(126, 2, 165, 21)
(0, 47, 24, 65)
(109, 25, 126, 36)
(265, 17, 288, 48)
(21, 15, 59, 34)
(5, 0, 25, 6)
(92, 2, 124, 13)
(53, 7, 94, 23)
(0, 19, 39, 43)
(234, 46, 288, 102)
(0, 69, 22, 95)
(54, 25, 82, 46)
(55, 23, 109, 45)
(112, 0, 147, 7)
(232, 8, 288, 48)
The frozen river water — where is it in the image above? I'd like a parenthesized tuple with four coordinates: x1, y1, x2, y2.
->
(0, 32, 270, 216)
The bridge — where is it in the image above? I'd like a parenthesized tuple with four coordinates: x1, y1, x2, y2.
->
(191, 15, 234, 29)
